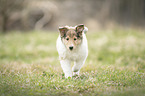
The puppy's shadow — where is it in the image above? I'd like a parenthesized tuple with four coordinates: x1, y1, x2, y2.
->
(61, 73, 89, 80)
(72, 74, 89, 80)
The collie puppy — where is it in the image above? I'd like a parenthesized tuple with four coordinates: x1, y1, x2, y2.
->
(56, 24, 88, 78)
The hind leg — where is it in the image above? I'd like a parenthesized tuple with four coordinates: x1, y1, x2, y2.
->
(72, 60, 85, 76)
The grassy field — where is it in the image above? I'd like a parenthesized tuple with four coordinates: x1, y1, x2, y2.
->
(0, 29, 145, 96)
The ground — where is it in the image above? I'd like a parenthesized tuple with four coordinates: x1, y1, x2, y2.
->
(0, 29, 145, 96)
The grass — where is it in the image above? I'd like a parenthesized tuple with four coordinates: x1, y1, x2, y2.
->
(0, 29, 145, 96)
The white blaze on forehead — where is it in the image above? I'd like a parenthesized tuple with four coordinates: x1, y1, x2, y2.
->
(64, 25, 88, 34)
(64, 26, 75, 30)
(60, 25, 88, 34)
(70, 44, 74, 47)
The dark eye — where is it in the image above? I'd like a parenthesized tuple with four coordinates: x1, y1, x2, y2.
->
(66, 38, 69, 41)
(74, 38, 77, 41)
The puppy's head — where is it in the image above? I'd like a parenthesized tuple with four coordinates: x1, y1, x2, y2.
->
(59, 24, 84, 51)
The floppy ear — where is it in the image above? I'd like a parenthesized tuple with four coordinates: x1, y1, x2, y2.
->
(76, 24, 84, 37)
(59, 27, 68, 37)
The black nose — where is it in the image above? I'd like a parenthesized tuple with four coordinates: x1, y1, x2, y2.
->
(69, 46, 73, 50)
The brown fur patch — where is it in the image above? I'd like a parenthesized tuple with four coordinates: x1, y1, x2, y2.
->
(59, 24, 85, 51)
(62, 29, 82, 51)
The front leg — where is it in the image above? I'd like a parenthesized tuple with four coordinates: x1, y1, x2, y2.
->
(72, 60, 86, 76)
(60, 59, 72, 78)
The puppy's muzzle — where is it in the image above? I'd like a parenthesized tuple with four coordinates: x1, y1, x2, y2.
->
(69, 46, 73, 50)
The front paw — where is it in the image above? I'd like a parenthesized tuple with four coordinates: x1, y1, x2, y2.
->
(65, 74, 72, 78)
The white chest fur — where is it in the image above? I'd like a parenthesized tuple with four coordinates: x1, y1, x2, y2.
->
(56, 34, 88, 61)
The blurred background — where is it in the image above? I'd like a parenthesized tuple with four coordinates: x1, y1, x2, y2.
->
(0, 1, 145, 95)
(0, 0, 145, 32)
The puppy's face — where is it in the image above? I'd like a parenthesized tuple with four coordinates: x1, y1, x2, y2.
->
(59, 24, 84, 51)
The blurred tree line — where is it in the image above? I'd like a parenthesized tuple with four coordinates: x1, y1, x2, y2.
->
(0, 0, 145, 32)
(0, 0, 24, 32)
